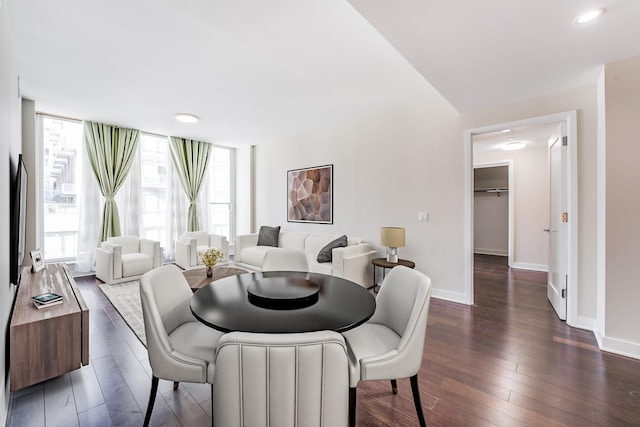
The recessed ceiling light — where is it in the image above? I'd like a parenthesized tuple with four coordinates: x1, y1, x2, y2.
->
(501, 129, 512, 133)
(502, 141, 526, 151)
(575, 8, 604, 24)
(175, 113, 199, 123)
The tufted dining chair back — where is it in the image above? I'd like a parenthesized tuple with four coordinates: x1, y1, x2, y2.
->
(212, 330, 349, 427)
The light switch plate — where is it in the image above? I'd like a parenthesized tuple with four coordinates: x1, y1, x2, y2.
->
(418, 212, 429, 222)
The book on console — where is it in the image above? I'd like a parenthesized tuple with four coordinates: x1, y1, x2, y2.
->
(32, 298, 63, 309)
(31, 292, 63, 305)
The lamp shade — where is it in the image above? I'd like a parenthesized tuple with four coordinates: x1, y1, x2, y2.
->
(380, 227, 405, 248)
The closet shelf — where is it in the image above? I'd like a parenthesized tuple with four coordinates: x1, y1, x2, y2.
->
(474, 187, 509, 193)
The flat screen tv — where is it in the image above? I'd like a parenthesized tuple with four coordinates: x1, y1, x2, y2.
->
(10, 154, 28, 286)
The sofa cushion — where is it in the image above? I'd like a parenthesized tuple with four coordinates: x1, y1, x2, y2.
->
(316, 235, 348, 263)
(241, 246, 274, 267)
(279, 231, 309, 250)
(304, 233, 337, 256)
(307, 255, 333, 275)
(257, 225, 280, 247)
(121, 253, 153, 277)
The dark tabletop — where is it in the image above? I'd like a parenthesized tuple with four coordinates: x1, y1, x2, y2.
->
(190, 271, 376, 333)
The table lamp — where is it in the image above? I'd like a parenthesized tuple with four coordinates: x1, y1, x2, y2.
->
(380, 227, 405, 263)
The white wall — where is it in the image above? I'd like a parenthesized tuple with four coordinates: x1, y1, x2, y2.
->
(1, 0, 22, 421)
(603, 55, 640, 356)
(255, 90, 465, 301)
(475, 146, 549, 269)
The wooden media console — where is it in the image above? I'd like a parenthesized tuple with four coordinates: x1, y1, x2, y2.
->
(9, 263, 89, 391)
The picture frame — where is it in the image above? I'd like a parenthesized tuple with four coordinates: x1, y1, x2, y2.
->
(30, 249, 45, 273)
(287, 164, 333, 224)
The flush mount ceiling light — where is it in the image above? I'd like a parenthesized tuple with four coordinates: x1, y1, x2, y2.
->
(574, 8, 605, 24)
(175, 113, 199, 123)
(502, 141, 526, 151)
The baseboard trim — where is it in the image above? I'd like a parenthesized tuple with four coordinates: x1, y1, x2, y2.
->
(600, 335, 640, 360)
(431, 288, 467, 305)
(511, 262, 548, 272)
(474, 249, 507, 257)
(575, 315, 597, 332)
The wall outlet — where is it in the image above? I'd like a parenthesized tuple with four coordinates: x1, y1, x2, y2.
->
(418, 212, 429, 222)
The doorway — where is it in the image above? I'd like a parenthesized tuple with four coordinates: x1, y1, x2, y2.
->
(463, 111, 578, 326)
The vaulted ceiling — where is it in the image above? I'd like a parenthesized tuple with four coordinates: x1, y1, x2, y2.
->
(7, 0, 640, 145)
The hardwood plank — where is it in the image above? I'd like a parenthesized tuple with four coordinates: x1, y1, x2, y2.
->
(91, 353, 144, 426)
(9, 387, 45, 427)
(78, 403, 113, 427)
(161, 386, 212, 426)
(69, 365, 106, 414)
(44, 373, 80, 427)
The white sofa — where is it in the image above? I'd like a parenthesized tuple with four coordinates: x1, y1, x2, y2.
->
(96, 235, 163, 284)
(175, 231, 229, 270)
(234, 230, 377, 287)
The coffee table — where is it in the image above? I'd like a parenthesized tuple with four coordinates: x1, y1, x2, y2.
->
(182, 265, 248, 291)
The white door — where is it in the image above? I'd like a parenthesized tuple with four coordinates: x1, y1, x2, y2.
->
(547, 131, 568, 320)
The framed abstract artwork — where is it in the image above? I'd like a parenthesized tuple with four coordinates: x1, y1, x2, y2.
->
(287, 164, 333, 224)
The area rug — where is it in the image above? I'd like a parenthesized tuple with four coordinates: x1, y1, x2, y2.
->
(98, 266, 248, 346)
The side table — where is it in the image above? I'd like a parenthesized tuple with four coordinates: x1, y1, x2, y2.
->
(371, 258, 416, 292)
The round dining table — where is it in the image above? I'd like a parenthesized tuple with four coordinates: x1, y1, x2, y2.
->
(190, 271, 376, 333)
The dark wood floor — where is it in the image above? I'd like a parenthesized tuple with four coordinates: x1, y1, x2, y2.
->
(7, 255, 640, 426)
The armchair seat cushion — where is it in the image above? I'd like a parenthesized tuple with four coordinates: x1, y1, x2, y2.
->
(122, 253, 153, 278)
(168, 321, 225, 383)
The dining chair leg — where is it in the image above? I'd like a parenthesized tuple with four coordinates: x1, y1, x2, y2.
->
(144, 376, 159, 427)
(349, 387, 357, 427)
(410, 374, 427, 427)
(173, 381, 180, 390)
(390, 379, 398, 394)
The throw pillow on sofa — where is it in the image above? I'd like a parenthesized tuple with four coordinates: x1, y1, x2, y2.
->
(317, 235, 347, 263)
(257, 225, 281, 247)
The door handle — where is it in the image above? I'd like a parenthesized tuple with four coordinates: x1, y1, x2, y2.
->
(543, 228, 550, 233)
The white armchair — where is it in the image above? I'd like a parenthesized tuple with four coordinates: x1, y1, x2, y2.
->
(96, 235, 163, 285)
(175, 231, 229, 270)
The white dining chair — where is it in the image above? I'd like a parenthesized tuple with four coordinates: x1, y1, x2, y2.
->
(139, 264, 224, 426)
(212, 330, 350, 427)
(342, 265, 432, 427)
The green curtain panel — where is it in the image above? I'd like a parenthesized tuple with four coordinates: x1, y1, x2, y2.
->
(84, 121, 140, 243)
(168, 136, 212, 231)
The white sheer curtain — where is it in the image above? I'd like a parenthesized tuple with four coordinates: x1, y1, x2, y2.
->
(116, 149, 142, 237)
(197, 176, 210, 233)
(164, 146, 188, 261)
(75, 142, 103, 273)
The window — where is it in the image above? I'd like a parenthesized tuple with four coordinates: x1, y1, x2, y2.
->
(41, 116, 83, 261)
(139, 134, 168, 242)
(207, 146, 234, 241)
(40, 116, 235, 263)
